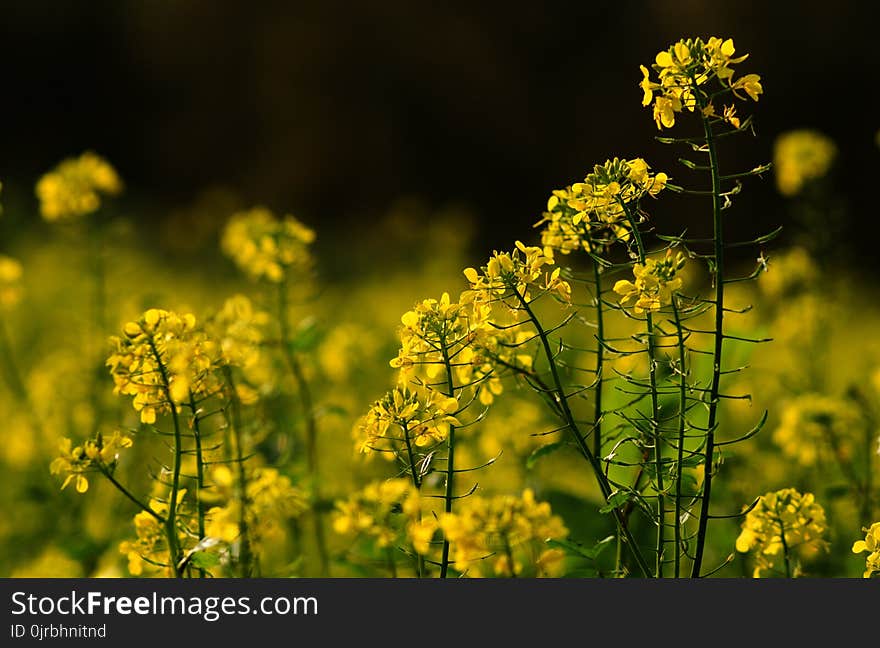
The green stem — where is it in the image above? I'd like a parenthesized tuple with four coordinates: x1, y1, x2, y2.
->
(222, 367, 253, 577)
(100, 467, 165, 524)
(776, 505, 792, 579)
(188, 393, 207, 578)
(438, 337, 457, 579)
(502, 533, 517, 578)
(512, 285, 651, 577)
(619, 199, 665, 578)
(400, 421, 425, 578)
(691, 111, 725, 578)
(672, 296, 687, 578)
(386, 546, 398, 578)
(146, 336, 185, 578)
(592, 262, 605, 459)
(276, 279, 329, 577)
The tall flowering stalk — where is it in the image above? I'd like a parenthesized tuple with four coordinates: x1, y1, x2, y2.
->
(463, 242, 652, 576)
(36, 152, 123, 435)
(221, 207, 329, 575)
(389, 291, 503, 577)
(641, 36, 772, 576)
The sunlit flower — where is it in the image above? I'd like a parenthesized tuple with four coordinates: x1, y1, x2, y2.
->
(851, 522, 880, 578)
(49, 432, 133, 493)
(106, 309, 223, 424)
(536, 158, 667, 255)
(735, 488, 828, 577)
(613, 250, 686, 313)
(640, 37, 761, 130)
(439, 489, 568, 577)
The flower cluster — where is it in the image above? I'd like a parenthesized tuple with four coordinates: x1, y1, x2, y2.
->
(851, 522, 880, 579)
(206, 295, 268, 369)
(735, 488, 828, 577)
(537, 158, 667, 255)
(613, 250, 686, 313)
(49, 432, 133, 493)
(0, 255, 23, 310)
(332, 478, 435, 555)
(118, 490, 190, 577)
(439, 489, 568, 577)
(35, 151, 123, 221)
(772, 394, 861, 467)
(221, 207, 315, 282)
(355, 385, 460, 458)
(773, 130, 837, 197)
(463, 241, 571, 306)
(640, 37, 762, 129)
(106, 309, 223, 424)
(205, 466, 307, 549)
(389, 292, 520, 404)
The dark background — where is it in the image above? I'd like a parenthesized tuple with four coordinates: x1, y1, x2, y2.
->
(1, 0, 876, 263)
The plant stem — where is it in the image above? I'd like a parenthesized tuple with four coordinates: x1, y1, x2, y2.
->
(222, 367, 253, 577)
(276, 279, 329, 577)
(188, 393, 207, 577)
(400, 421, 425, 578)
(100, 467, 165, 524)
(513, 286, 651, 577)
(776, 506, 792, 579)
(619, 199, 665, 578)
(592, 262, 605, 459)
(438, 336, 457, 579)
(691, 111, 726, 578)
(672, 296, 687, 578)
(147, 336, 185, 578)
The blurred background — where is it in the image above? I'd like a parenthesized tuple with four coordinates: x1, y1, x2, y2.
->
(0, 0, 877, 261)
(1, 1, 878, 579)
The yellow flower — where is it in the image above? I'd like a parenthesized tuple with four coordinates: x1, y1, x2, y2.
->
(851, 522, 880, 578)
(221, 206, 315, 282)
(536, 158, 667, 255)
(107, 309, 223, 424)
(772, 394, 860, 467)
(355, 385, 460, 458)
(735, 488, 828, 577)
(36, 151, 122, 221)
(0, 255, 23, 310)
(463, 241, 571, 307)
(49, 432, 133, 493)
(640, 37, 760, 130)
(613, 250, 686, 313)
(332, 479, 429, 558)
(439, 489, 567, 577)
(773, 130, 837, 197)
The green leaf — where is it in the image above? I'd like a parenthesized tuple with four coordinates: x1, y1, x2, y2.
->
(526, 441, 566, 469)
(190, 551, 220, 569)
(547, 535, 615, 560)
(599, 489, 633, 513)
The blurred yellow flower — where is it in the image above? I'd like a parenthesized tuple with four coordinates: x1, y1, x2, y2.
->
(36, 151, 122, 221)
(773, 130, 837, 197)
(0, 255, 23, 309)
(851, 522, 880, 578)
(221, 206, 315, 282)
(736, 488, 828, 577)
